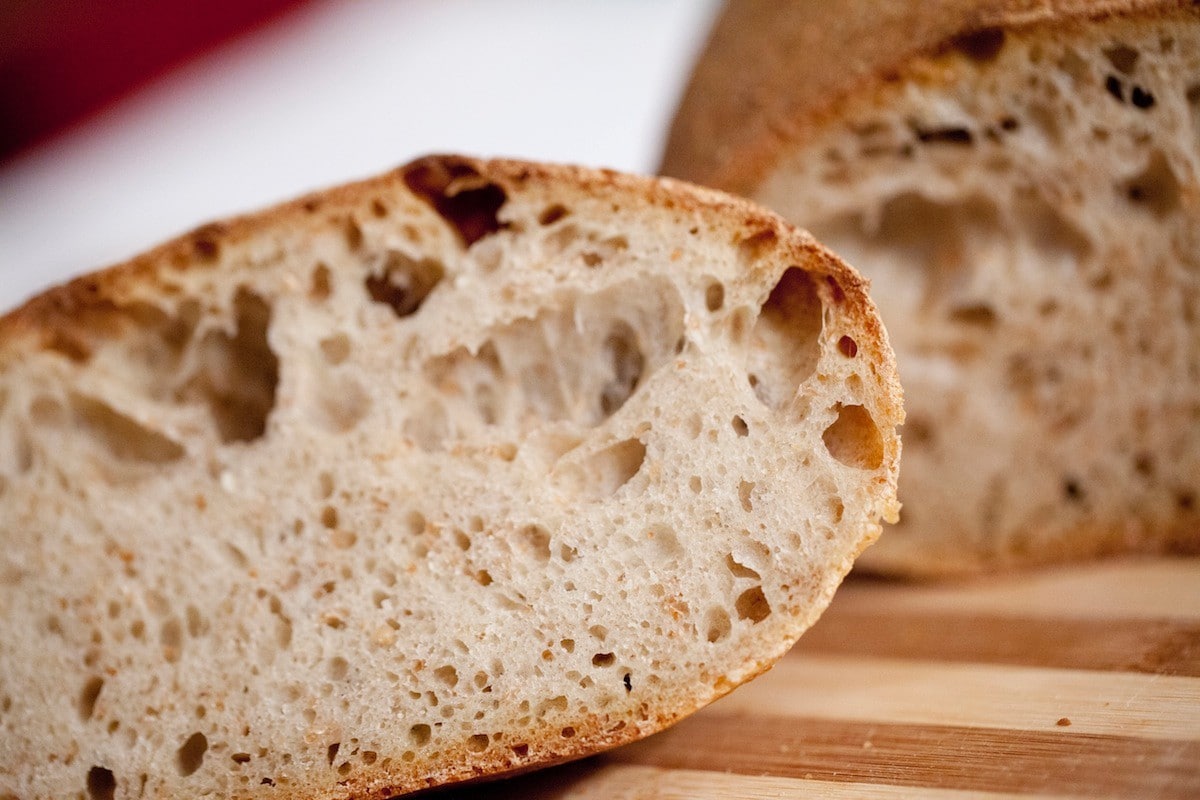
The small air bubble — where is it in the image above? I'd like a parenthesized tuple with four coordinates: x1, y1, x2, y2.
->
(738, 480, 755, 512)
(434, 665, 459, 687)
(592, 652, 616, 667)
(539, 204, 569, 226)
(705, 282, 725, 312)
(409, 724, 431, 746)
(735, 586, 772, 623)
(79, 677, 104, 721)
(176, 732, 208, 777)
(731, 416, 749, 437)
(321, 506, 339, 529)
(87, 766, 116, 800)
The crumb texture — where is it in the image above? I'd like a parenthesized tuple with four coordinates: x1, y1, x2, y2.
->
(0, 157, 900, 798)
(670, 4, 1200, 573)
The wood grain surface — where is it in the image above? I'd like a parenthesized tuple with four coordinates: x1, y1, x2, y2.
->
(439, 557, 1200, 799)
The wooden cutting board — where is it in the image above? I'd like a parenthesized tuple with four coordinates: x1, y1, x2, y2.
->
(442, 557, 1200, 799)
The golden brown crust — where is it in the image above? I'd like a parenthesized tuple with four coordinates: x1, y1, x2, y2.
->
(660, 0, 1196, 192)
(1, 155, 902, 799)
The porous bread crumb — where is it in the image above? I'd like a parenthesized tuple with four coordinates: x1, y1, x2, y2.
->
(665, 2, 1200, 574)
(0, 156, 901, 799)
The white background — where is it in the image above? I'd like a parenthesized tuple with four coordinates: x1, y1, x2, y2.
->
(0, 0, 720, 309)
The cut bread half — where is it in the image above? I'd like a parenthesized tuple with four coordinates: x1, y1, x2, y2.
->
(0, 156, 901, 799)
(663, 0, 1200, 575)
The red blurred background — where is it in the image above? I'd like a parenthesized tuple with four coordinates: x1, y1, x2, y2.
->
(0, 0, 309, 163)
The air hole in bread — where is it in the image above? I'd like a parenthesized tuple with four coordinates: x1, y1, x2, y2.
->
(600, 322, 645, 417)
(689, 475, 702, 493)
(319, 334, 351, 365)
(1103, 43, 1140, 75)
(725, 553, 760, 580)
(69, 394, 185, 465)
(321, 506, 338, 529)
(539, 204, 569, 226)
(317, 471, 335, 500)
(402, 156, 508, 247)
(181, 288, 279, 444)
(328, 657, 349, 681)
(705, 608, 732, 643)
(591, 652, 615, 668)
(190, 225, 222, 263)
(434, 665, 458, 687)
(404, 401, 450, 452)
(831, 497, 845, 523)
(837, 335, 859, 357)
(79, 676, 104, 721)
(947, 304, 997, 326)
(1123, 150, 1180, 218)
(326, 742, 340, 765)
(913, 125, 974, 146)
(822, 404, 884, 470)
(736, 229, 777, 266)
(748, 267, 823, 408)
(315, 377, 370, 433)
(705, 281, 725, 312)
(950, 27, 1006, 62)
(310, 264, 332, 301)
(86, 766, 116, 800)
(517, 525, 552, 563)
(331, 529, 357, 549)
(555, 438, 646, 501)
(650, 525, 682, 557)
(735, 586, 771, 623)
(365, 251, 445, 318)
(185, 605, 206, 638)
(467, 733, 490, 752)
(160, 618, 183, 662)
(730, 415, 749, 437)
(738, 480, 755, 512)
(1063, 479, 1085, 502)
(538, 695, 569, 718)
(176, 732, 208, 777)
(1017, 191, 1093, 264)
(344, 217, 364, 251)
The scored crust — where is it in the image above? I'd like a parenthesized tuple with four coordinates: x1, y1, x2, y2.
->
(0, 156, 901, 798)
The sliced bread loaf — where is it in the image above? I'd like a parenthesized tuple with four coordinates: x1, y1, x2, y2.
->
(0, 156, 901, 798)
(663, 0, 1200, 574)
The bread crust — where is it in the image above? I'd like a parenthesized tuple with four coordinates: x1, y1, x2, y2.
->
(0, 156, 901, 798)
(661, 0, 1196, 192)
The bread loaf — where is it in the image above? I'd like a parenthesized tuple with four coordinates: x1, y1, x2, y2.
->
(0, 156, 901, 798)
(663, 0, 1200, 574)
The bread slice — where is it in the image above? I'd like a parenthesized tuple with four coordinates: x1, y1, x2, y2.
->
(663, 0, 1200, 575)
(0, 156, 901, 799)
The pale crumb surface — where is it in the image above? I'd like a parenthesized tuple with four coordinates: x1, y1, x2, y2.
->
(0, 157, 900, 798)
(739, 11, 1200, 573)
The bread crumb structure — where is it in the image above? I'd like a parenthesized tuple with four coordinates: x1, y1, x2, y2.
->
(664, 1, 1200, 574)
(0, 157, 901, 798)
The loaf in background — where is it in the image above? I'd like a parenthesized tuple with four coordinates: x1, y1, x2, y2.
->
(663, 0, 1200, 575)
